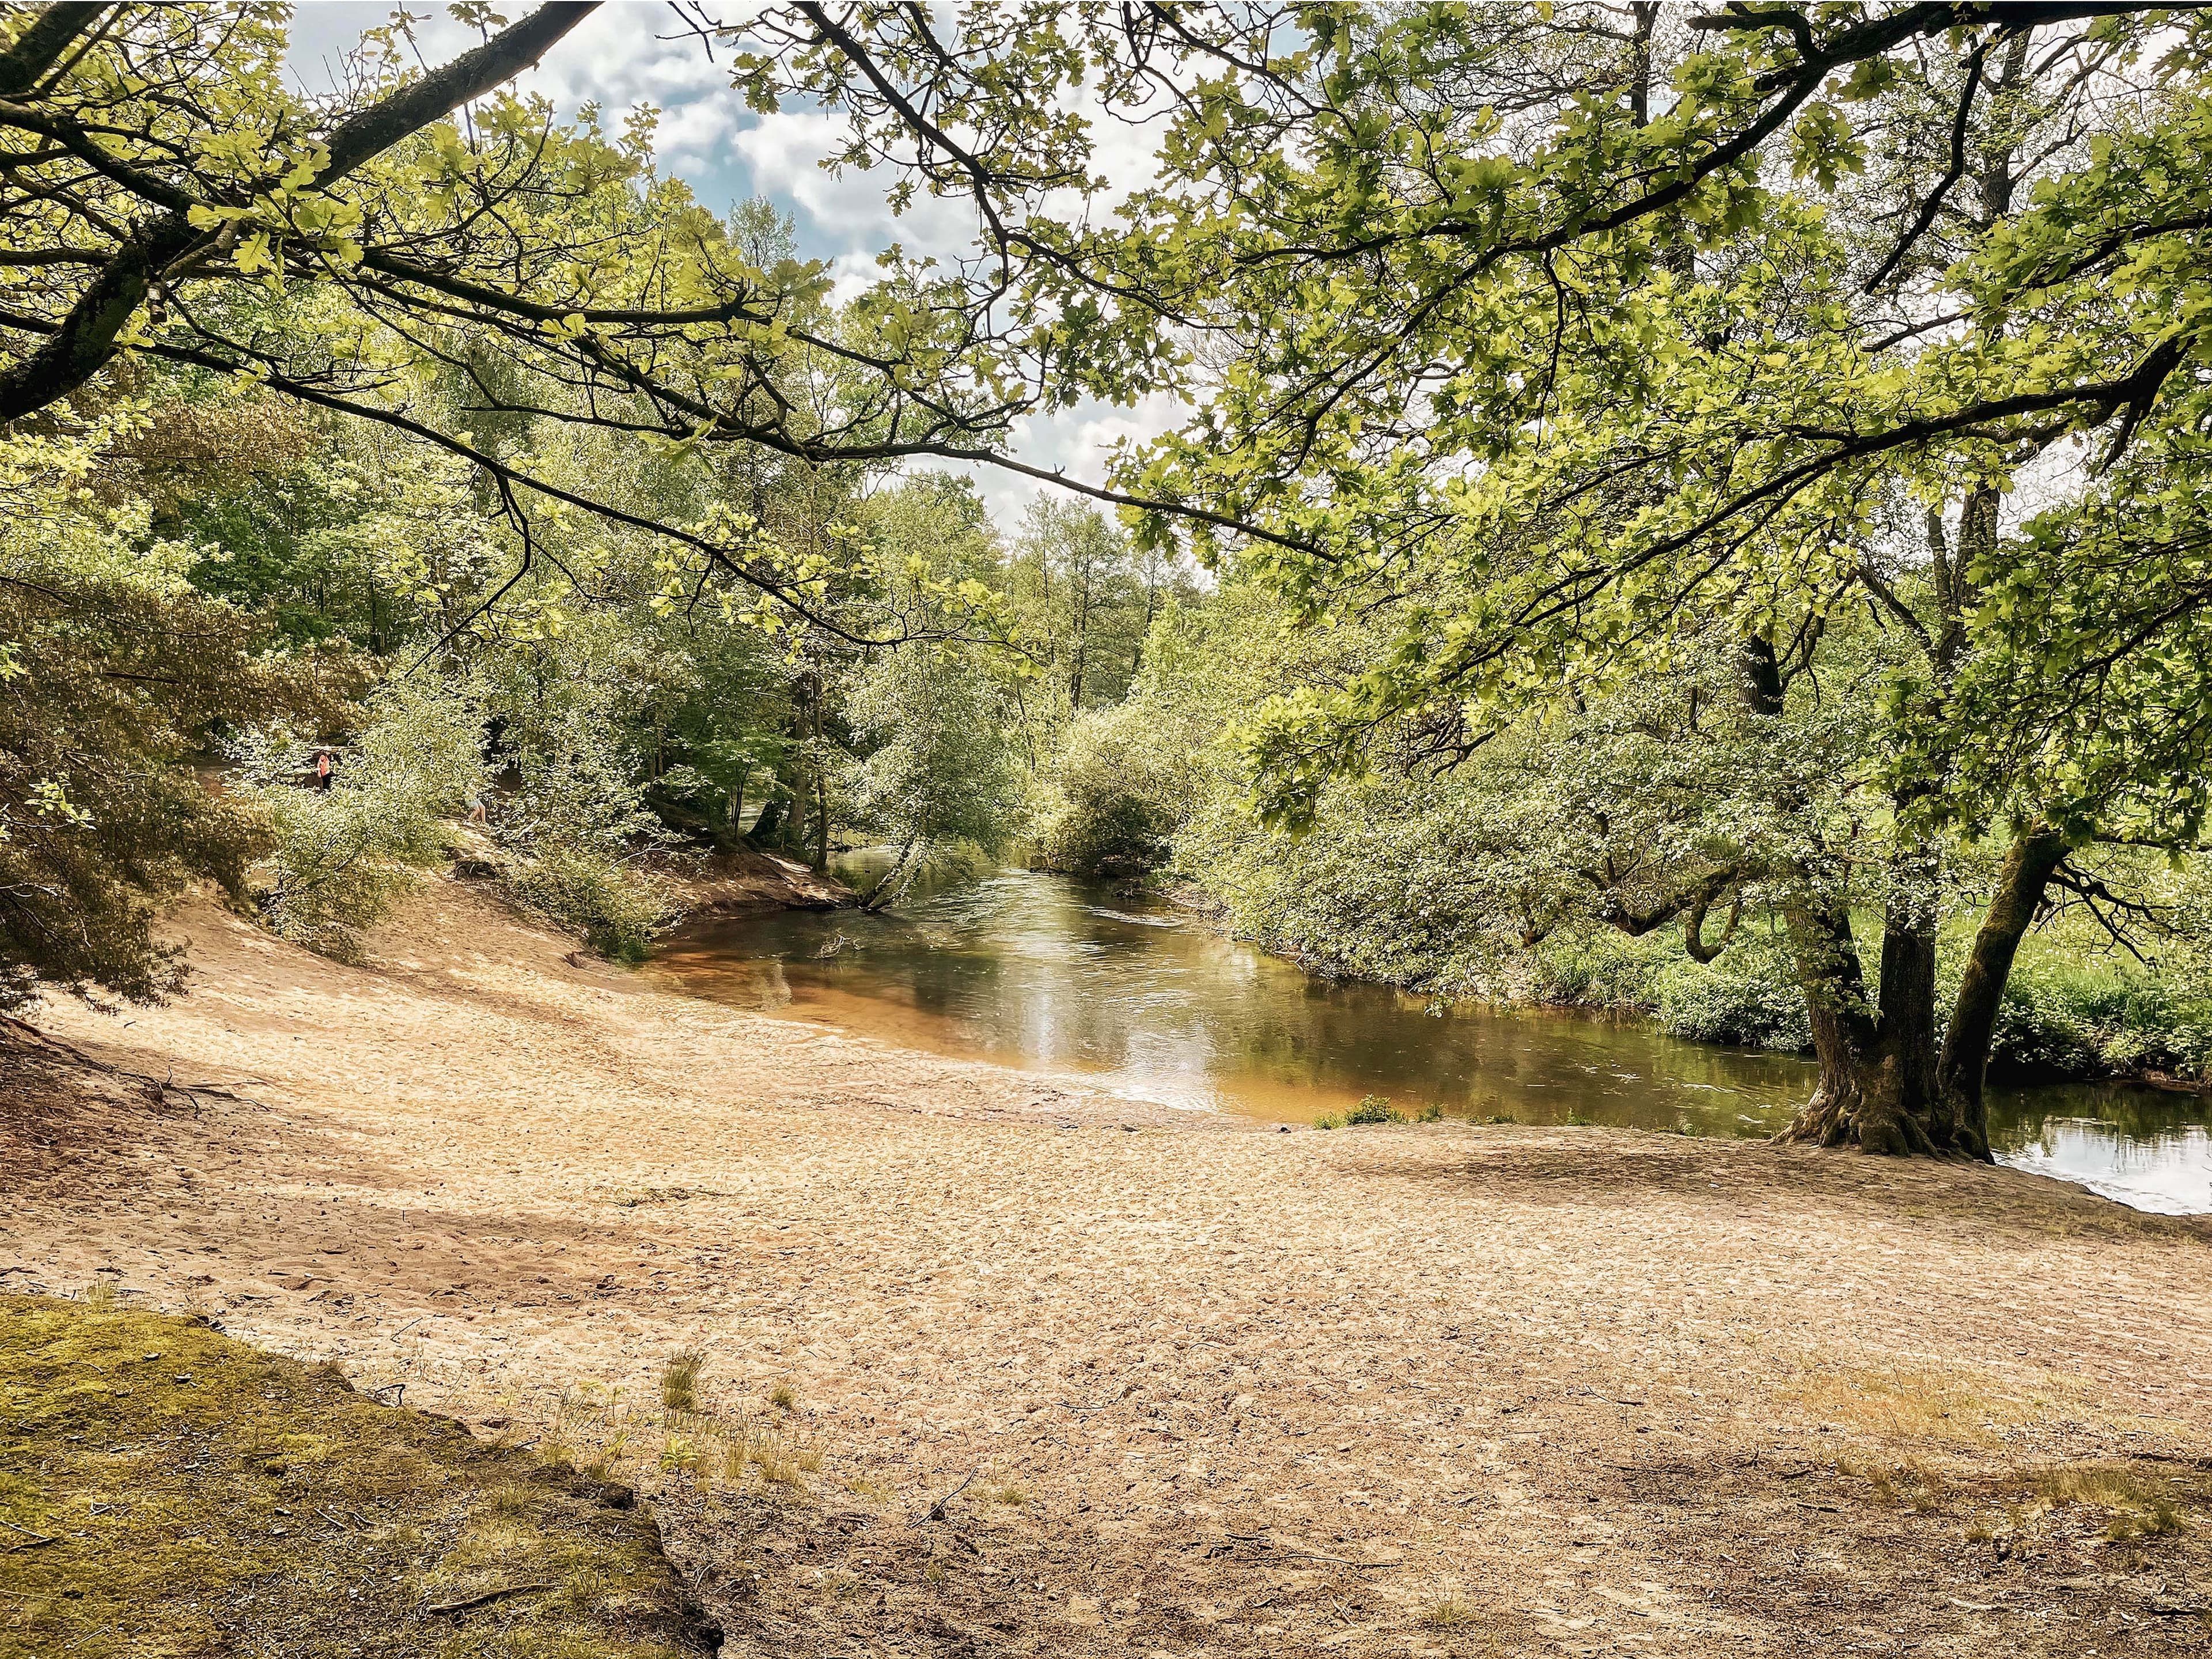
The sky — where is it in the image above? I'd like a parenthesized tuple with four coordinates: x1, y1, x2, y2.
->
(281, 1, 1181, 526)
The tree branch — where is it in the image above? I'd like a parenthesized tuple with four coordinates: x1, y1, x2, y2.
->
(0, 3, 107, 99)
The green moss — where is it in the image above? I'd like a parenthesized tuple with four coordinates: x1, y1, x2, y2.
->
(0, 1294, 717, 1658)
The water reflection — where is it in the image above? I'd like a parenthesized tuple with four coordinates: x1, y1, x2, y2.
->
(650, 865, 2212, 1215)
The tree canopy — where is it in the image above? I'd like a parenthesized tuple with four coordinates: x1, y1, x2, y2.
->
(3, 1, 2211, 1157)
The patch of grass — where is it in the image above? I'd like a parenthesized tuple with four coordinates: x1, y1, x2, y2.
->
(1313, 1112, 1344, 1130)
(0, 1292, 717, 1656)
(1346, 1094, 1402, 1126)
(709, 1416, 822, 1494)
(658, 1434, 702, 1475)
(1837, 1455, 1945, 1512)
(1781, 1363, 2004, 1449)
(1564, 1109, 1590, 1126)
(2033, 1463, 2186, 1539)
(1420, 1588, 1480, 1628)
(768, 1381, 797, 1412)
(661, 1350, 704, 1413)
(989, 1483, 1029, 1506)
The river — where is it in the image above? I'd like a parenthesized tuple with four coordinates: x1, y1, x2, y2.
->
(652, 864, 2212, 1216)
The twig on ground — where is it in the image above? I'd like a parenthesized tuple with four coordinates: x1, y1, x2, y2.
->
(924, 1467, 979, 1522)
(424, 1581, 555, 1615)
(0, 1013, 264, 1111)
(1224, 1531, 1376, 1568)
(0, 1518, 58, 1553)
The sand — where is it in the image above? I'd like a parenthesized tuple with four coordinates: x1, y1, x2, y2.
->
(4, 877, 2209, 1657)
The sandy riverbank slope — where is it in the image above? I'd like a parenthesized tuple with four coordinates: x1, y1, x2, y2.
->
(5, 878, 2210, 1658)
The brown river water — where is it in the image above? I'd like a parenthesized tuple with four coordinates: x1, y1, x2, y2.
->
(651, 863, 2212, 1215)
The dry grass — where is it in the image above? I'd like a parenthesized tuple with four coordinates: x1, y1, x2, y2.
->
(1836, 1454, 1947, 1512)
(2032, 1464, 2187, 1539)
(1419, 1584, 1481, 1628)
(662, 1350, 704, 1413)
(1779, 1363, 2016, 1449)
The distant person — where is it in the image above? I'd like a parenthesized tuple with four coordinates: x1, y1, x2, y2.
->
(466, 789, 487, 825)
(314, 750, 334, 791)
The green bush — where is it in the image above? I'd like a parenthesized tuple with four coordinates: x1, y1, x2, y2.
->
(1990, 959, 2212, 1081)
(242, 681, 484, 961)
(1346, 1093, 1401, 1124)
(501, 844, 676, 964)
(1031, 703, 1196, 877)
(1651, 938, 1813, 1051)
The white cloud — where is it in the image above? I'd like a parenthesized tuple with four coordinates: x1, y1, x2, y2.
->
(281, 2, 1181, 519)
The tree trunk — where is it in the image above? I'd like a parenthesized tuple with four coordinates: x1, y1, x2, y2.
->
(1936, 825, 2067, 1138)
(1774, 888, 1968, 1156)
(749, 790, 785, 846)
(786, 755, 810, 855)
(812, 764, 829, 872)
(809, 696, 829, 873)
(1776, 827, 2063, 1159)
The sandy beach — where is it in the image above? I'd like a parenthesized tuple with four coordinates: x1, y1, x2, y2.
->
(5, 877, 2209, 1657)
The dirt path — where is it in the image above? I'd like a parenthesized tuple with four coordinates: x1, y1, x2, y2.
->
(4, 879, 2209, 1657)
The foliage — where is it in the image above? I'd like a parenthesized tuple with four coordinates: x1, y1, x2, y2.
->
(1004, 500, 1196, 711)
(842, 637, 1023, 907)
(1650, 938, 1819, 1054)
(1990, 958, 2212, 1083)
(1346, 1094, 1401, 1126)
(0, 412, 344, 1011)
(1028, 702, 1198, 877)
(239, 680, 485, 961)
(501, 842, 676, 965)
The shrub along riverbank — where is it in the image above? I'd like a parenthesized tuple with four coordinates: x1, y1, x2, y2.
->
(1225, 900, 2212, 1091)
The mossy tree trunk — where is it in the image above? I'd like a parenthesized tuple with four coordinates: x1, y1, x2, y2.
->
(1777, 824, 2066, 1158)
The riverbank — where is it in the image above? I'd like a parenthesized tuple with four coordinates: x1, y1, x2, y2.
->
(660, 845, 855, 916)
(5, 877, 2211, 1656)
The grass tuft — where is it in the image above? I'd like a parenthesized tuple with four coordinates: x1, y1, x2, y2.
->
(1420, 1588, 1480, 1628)
(661, 1350, 704, 1413)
